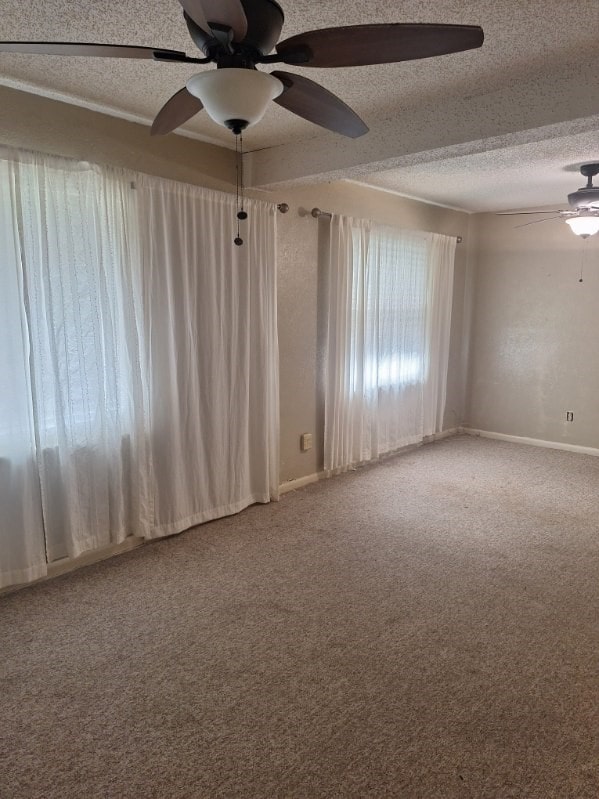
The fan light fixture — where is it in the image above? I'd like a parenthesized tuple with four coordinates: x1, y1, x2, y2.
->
(186, 68, 283, 134)
(0, 1, 486, 244)
(565, 213, 599, 239)
(0, 1, 485, 139)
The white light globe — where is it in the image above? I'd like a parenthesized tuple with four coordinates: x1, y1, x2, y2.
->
(565, 215, 599, 238)
(187, 68, 283, 133)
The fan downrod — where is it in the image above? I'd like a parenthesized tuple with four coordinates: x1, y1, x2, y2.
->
(190, 0, 285, 62)
(567, 162, 599, 209)
(580, 163, 599, 186)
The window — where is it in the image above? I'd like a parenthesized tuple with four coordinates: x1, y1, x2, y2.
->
(0, 155, 141, 452)
(324, 215, 456, 471)
(350, 226, 429, 393)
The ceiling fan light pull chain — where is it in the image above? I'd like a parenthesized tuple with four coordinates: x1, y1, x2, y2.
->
(237, 132, 248, 220)
(234, 132, 245, 246)
(579, 240, 587, 283)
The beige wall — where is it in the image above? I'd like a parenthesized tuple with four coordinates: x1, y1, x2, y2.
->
(0, 85, 236, 190)
(466, 211, 599, 448)
(1, 88, 474, 484)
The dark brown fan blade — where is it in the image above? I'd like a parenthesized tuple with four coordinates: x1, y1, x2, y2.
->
(497, 211, 564, 215)
(276, 23, 484, 68)
(515, 216, 562, 228)
(178, 0, 247, 41)
(177, 1, 210, 35)
(0, 41, 191, 61)
(151, 88, 204, 136)
(271, 71, 368, 138)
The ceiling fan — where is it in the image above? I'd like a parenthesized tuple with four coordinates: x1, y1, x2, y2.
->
(0, 0, 484, 139)
(498, 163, 599, 238)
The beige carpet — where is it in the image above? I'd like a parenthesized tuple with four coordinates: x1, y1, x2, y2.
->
(1, 434, 599, 798)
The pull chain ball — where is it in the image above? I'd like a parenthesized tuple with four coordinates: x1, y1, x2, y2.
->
(234, 209, 247, 245)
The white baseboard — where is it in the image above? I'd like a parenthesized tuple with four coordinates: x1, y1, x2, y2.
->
(423, 427, 459, 443)
(459, 427, 599, 458)
(1, 536, 145, 596)
(278, 428, 460, 494)
(47, 536, 144, 578)
(279, 471, 326, 494)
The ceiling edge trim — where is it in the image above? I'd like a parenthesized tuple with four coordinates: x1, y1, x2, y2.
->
(346, 179, 473, 214)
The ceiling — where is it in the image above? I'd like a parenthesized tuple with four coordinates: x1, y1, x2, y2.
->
(1, 0, 598, 211)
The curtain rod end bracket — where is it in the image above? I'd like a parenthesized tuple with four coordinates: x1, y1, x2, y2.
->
(311, 207, 331, 219)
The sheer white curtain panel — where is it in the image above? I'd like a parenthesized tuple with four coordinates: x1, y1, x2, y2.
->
(324, 215, 456, 473)
(423, 233, 457, 435)
(136, 175, 279, 536)
(0, 150, 279, 590)
(0, 150, 149, 588)
(0, 156, 47, 587)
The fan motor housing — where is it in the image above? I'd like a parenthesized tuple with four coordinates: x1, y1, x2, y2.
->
(569, 163, 599, 208)
(196, 0, 284, 58)
(568, 187, 599, 209)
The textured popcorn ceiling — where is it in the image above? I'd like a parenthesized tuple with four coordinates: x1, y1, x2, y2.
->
(1, 0, 598, 208)
(357, 130, 599, 213)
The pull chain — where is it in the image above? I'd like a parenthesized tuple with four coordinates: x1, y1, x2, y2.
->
(234, 132, 247, 246)
(579, 238, 587, 283)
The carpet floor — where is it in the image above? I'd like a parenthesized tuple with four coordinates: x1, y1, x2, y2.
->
(1, 434, 599, 798)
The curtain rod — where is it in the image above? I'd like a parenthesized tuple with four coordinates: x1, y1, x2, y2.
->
(309, 207, 462, 243)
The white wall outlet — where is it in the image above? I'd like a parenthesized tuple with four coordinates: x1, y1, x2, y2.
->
(300, 432, 312, 451)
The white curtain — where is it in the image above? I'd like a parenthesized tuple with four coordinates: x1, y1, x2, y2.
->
(0, 149, 149, 588)
(136, 175, 279, 537)
(0, 156, 47, 587)
(324, 215, 455, 473)
(423, 233, 458, 435)
(0, 150, 279, 589)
